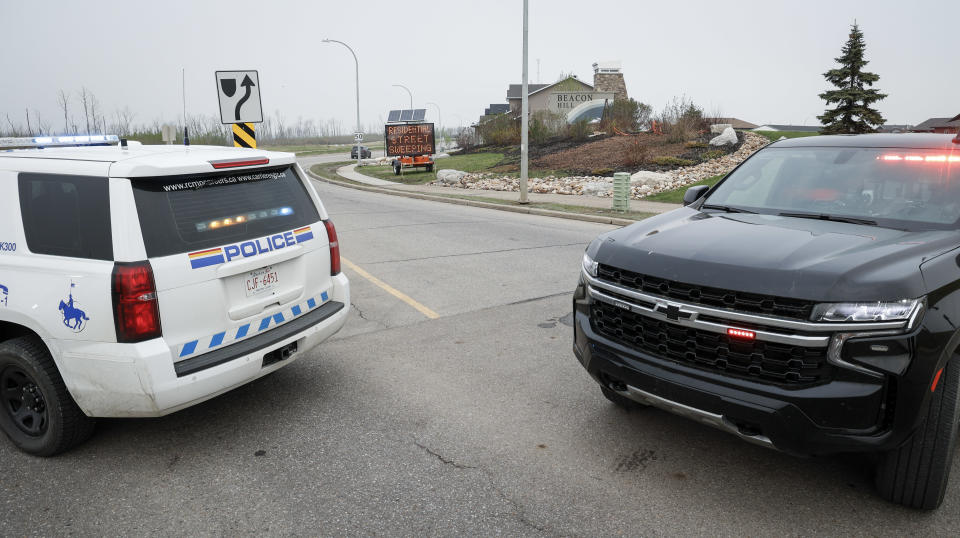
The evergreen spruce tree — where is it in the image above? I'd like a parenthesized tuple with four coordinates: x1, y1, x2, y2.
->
(818, 23, 887, 134)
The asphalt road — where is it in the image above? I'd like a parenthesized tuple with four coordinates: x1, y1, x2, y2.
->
(4, 181, 960, 535)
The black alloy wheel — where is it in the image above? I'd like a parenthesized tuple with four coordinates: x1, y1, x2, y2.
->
(1, 365, 48, 436)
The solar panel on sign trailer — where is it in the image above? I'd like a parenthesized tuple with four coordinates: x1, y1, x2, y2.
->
(387, 110, 402, 122)
(399, 110, 413, 122)
(412, 109, 426, 122)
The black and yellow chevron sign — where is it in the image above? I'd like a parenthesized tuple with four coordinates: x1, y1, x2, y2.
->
(232, 122, 256, 148)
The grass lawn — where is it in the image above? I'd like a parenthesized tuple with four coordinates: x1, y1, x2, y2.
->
(438, 194, 654, 221)
(357, 152, 504, 185)
(262, 142, 383, 156)
(308, 161, 651, 221)
(643, 175, 724, 204)
(754, 130, 820, 142)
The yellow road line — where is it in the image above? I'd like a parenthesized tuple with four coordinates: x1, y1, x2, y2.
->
(341, 257, 440, 319)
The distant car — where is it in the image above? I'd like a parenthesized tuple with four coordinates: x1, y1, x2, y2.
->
(351, 145, 371, 159)
(575, 133, 960, 509)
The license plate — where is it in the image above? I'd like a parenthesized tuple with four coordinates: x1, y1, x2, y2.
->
(245, 266, 279, 298)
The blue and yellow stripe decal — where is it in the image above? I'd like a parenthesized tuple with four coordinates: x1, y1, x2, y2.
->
(176, 291, 330, 359)
(188, 248, 226, 269)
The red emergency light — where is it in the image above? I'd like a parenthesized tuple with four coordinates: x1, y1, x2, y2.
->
(879, 154, 960, 163)
(727, 328, 756, 340)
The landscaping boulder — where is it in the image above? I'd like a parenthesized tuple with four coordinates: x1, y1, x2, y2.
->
(581, 182, 612, 196)
(710, 123, 733, 134)
(630, 170, 670, 187)
(710, 127, 738, 146)
(436, 169, 468, 185)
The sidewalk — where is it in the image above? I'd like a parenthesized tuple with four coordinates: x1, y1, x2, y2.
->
(339, 166, 682, 214)
(336, 164, 397, 186)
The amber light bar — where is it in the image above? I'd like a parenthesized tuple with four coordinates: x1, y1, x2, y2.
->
(209, 157, 270, 169)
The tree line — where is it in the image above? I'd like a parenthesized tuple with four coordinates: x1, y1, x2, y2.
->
(1, 87, 385, 145)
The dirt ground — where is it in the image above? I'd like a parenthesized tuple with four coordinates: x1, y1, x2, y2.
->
(532, 134, 688, 175)
(477, 132, 741, 176)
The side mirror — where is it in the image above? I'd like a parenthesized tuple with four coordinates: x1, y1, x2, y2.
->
(683, 185, 710, 206)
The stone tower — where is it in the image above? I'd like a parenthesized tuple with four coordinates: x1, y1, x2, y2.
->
(593, 61, 628, 101)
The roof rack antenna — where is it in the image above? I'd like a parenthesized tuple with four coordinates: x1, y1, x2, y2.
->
(182, 67, 190, 146)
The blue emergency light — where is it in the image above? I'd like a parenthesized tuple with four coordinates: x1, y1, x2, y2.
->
(0, 134, 120, 150)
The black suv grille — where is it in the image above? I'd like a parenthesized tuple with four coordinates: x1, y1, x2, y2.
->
(591, 301, 830, 385)
(597, 264, 815, 321)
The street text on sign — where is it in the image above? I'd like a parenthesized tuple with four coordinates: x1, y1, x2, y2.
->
(385, 123, 435, 157)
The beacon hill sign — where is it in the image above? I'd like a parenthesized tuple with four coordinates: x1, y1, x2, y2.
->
(549, 91, 615, 115)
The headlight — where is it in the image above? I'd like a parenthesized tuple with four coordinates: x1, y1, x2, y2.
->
(811, 299, 920, 322)
(582, 252, 598, 277)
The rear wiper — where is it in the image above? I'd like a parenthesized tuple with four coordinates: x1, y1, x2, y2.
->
(701, 204, 757, 214)
(778, 212, 877, 226)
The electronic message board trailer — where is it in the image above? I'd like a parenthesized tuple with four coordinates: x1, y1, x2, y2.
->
(385, 122, 435, 175)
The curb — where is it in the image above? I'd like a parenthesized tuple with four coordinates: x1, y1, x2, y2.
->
(306, 169, 638, 227)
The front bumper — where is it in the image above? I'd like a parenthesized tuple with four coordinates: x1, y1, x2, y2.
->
(53, 274, 350, 417)
(574, 275, 944, 456)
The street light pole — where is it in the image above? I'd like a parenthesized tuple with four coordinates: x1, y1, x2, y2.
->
(519, 0, 530, 204)
(426, 101, 441, 151)
(323, 38, 361, 168)
(392, 84, 413, 110)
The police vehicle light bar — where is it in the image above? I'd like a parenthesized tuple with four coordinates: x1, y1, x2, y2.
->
(0, 135, 120, 149)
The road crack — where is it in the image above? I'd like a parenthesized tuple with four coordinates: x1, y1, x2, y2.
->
(412, 439, 476, 469)
(411, 438, 549, 533)
(351, 302, 388, 328)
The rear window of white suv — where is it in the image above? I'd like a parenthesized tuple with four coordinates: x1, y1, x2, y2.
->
(131, 166, 321, 257)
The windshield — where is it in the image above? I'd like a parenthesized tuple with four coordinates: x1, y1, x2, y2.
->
(704, 147, 960, 230)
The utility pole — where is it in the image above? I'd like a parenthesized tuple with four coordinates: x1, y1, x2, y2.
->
(426, 102, 441, 150)
(323, 39, 361, 168)
(519, 0, 530, 204)
(392, 84, 413, 110)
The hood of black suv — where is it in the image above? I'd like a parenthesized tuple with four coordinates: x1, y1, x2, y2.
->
(592, 208, 960, 302)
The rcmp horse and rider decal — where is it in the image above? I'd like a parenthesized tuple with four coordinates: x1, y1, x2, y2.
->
(59, 282, 89, 333)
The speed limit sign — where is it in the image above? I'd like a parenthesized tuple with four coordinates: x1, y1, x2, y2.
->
(354, 133, 363, 142)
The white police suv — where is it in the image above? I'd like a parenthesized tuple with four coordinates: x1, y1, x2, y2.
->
(0, 137, 349, 455)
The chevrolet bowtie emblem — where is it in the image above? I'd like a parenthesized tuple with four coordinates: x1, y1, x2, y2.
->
(656, 302, 686, 321)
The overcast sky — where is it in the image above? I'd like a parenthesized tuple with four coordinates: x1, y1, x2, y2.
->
(2, 0, 957, 134)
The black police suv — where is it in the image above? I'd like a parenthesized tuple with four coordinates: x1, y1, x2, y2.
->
(574, 133, 960, 509)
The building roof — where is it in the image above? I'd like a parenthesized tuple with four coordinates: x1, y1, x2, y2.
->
(775, 133, 960, 150)
(484, 104, 511, 116)
(713, 118, 758, 130)
(878, 124, 914, 132)
(506, 78, 594, 100)
(752, 124, 822, 132)
(913, 117, 960, 131)
(506, 84, 550, 100)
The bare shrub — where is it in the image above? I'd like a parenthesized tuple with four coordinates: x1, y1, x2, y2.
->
(655, 95, 706, 143)
(623, 139, 648, 167)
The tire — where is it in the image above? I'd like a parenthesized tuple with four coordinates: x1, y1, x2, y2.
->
(0, 336, 95, 456)
(875, 357, 960, 509)
(600, 385, 646, 411)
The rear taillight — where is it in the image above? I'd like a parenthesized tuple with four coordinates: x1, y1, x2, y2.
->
(112, 261, 162, 343)
(324, 220, 341, 275)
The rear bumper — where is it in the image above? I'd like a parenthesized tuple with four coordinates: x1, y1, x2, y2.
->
(53, 274, 350, 417)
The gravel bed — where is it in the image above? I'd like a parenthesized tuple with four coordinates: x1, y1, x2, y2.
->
(430, 132, 769, 200)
